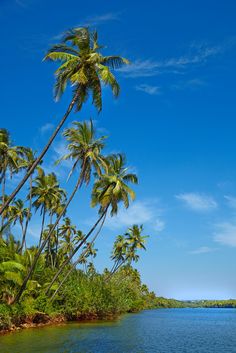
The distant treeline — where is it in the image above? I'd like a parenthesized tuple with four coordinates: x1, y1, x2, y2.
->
(152, 298, 236, 309)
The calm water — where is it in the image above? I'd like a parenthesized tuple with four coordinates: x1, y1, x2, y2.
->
(1, 308, 236, 353)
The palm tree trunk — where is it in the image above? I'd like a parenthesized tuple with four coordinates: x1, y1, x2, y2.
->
(46, 206, 108, 295)
(1, 171, 6, 230)
(13, 168, 84, 304)
(53, 225, 59, 269)
(105, 258, 127, 282)
(50, 211, 107, 301)
(20, 175, 33, 253)
(46, 212, 53, 266)
(0, 92, 79, 217)
(39, 206, 46, 247)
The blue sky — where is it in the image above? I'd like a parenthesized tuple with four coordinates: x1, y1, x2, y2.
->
(1, 0, 236, 300)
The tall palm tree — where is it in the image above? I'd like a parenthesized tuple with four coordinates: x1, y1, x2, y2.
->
(14, 120, 106, 303)
(19, 149, 37, 253)
(50, 208, 106, 301)
(11, 199, 30, 250)
(108, 225, 148, 280)
(31, 168, 66, 246)
(0, 27, 129, 215)
(0, 129, 29, 227)
(46, 153, 138, 296)
(0, 195, 17, 244)
(59, 217, 77, 258)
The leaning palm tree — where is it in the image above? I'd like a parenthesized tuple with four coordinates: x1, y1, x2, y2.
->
(91, 154, 138, 215)
(0, 129, 29, 226)
(14, 120, 106, 303)
(46, 153, 138, 297)
(0, 27, 129, 215)
(110, 225, 148, 277)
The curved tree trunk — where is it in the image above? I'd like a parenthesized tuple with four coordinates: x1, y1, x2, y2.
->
(39, 206, 46, 247)
(13, 169, 84, 304)
(50, 211, 107, 301)
(53, 225, 59, 269)
(0, 93, 79, 217)
(46, 206, 108, 295)
(20, 174, 33, 254)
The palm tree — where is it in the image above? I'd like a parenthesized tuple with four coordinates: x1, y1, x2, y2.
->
(91, 154, 138, 215)
(110, 235, 128, 274)
(11, 199, 30, 251)
(19, 149, 37, 253)
(0, 195, 15, 236)
(0, 27, 129, 215)
(110, 225, 148, 277)
(59, 217, 77, 258)
(31, 168, 66, 246)
(0, 129, 29, 227)
(49, 210, 105, 301)
(46, 153, 138, 297)
(14, 120, 106, 303)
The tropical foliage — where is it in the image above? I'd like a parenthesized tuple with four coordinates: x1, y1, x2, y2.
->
(0, 120, 155, 331)
(0, 26, 164, 333)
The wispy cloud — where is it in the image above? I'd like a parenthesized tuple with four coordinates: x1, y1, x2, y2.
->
(176, 192, 218, 212)
(153, 219, 166, 232)
(135, 84, 161, 95)
(119, 44, 222, 78)
(42, 139, 72, 178)
(40, 123, 54, 134)
(189, 246, 217, 254)
(15, 0, 27, 8)
(52, 13, 121, 41)
(214, 222, 236, 247)
(103, 200, 165, 232)
(80, 12, 121, 26)
(224, 195, 236, 209)
(172, 78, 206, 90)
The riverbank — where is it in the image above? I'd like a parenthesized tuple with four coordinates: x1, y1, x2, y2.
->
(0, 304, 126, 335)
(1, 298, 236, 335)
(0, 308, 125, 335)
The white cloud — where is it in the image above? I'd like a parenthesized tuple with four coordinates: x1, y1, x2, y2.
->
(119, 59, 160, 78)
(53, 12, 121, 40)
(40, 123, 54, 134)
(153, 219, 165, 232)
(172, 78, 206, 90)
(135, 84, 161, 95)
(104, 200, 165, 232)
(224, 195, 236, 209)
(189, 246, 217, 254)
(82, 12, 120, 26)
(119, 44, 222, 78)
(176, 192, 218, 211)
(42, 139, 72, 178)
(214, 222, 236, 247)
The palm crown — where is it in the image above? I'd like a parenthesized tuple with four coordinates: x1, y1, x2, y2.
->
(61, 120, 107, 184)
(91, 154, 138, 215)
(44, 27, 129, 111)
(31, 168, 66, 214)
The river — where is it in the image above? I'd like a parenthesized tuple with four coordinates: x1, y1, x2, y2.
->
(1, 308, 236, 353)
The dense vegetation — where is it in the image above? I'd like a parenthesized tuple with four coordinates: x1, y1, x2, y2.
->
(0, 26, 161, 332)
